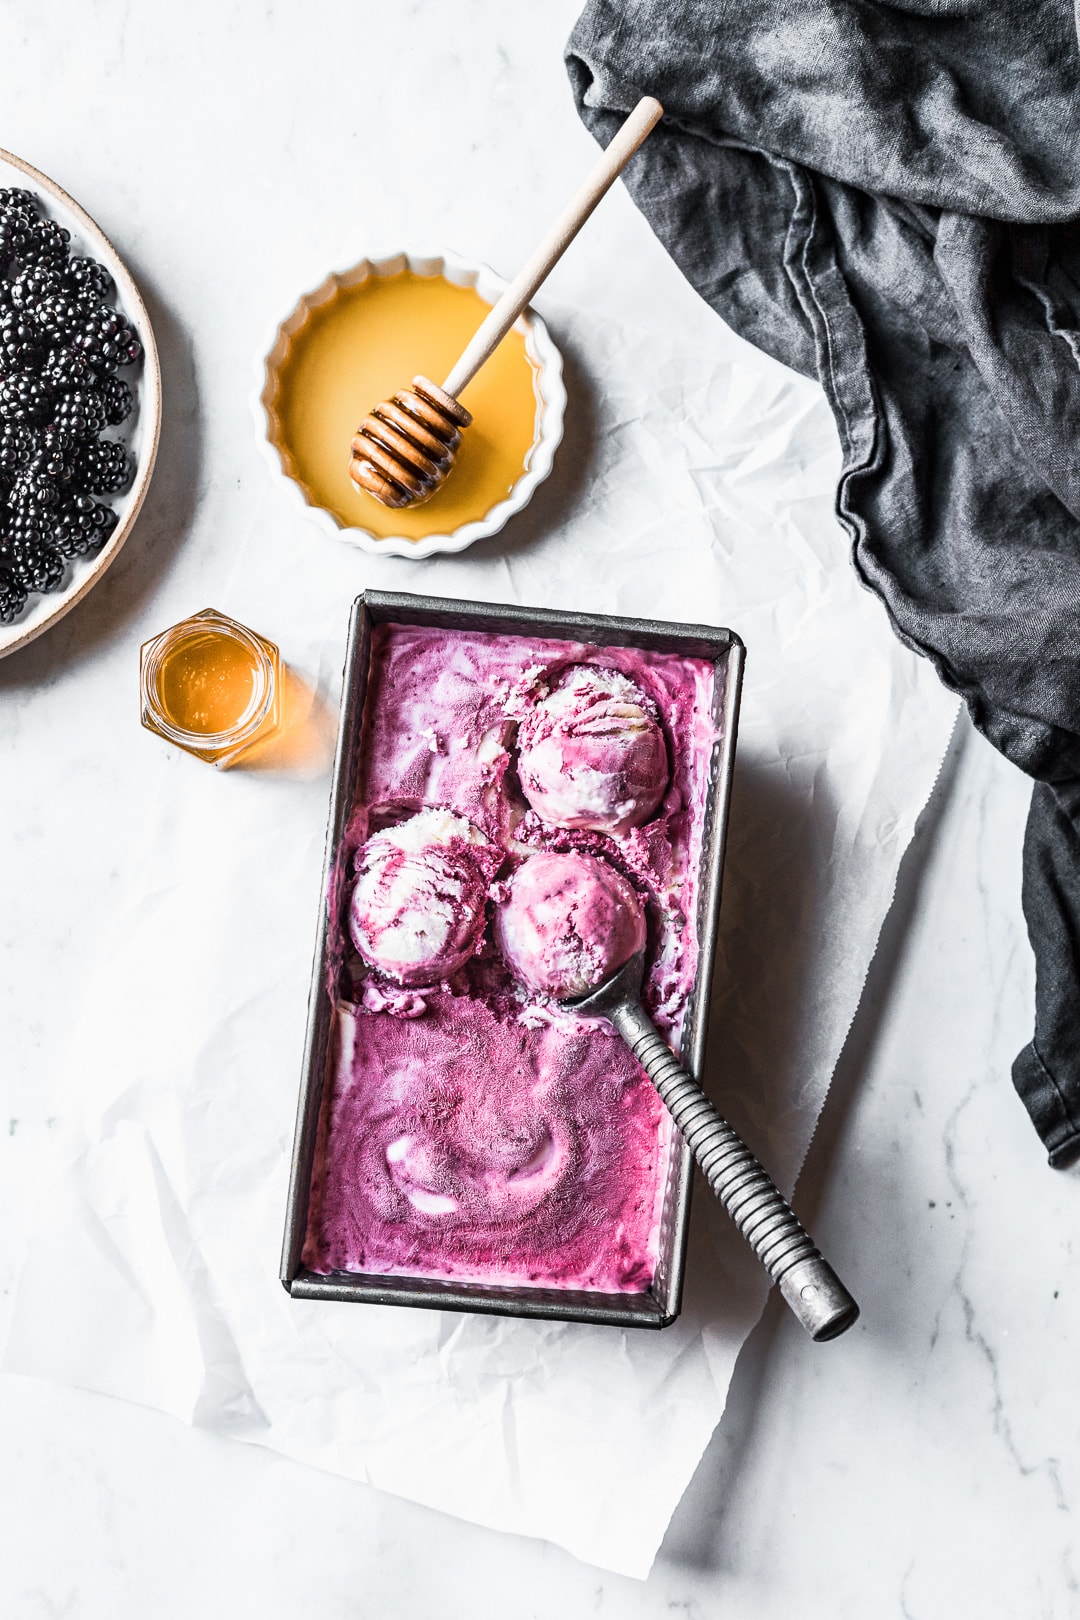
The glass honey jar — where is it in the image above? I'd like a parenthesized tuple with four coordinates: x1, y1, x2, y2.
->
(140, 609, 281, 766)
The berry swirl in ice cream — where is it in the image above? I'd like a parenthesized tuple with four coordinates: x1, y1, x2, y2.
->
(310, 995, 662, 1291)
(516, 664, 669, 835)
(349, 807, 496, 986)
(495, 850, 646, 999)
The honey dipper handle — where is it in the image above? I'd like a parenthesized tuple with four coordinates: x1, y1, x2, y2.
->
(441, 95, 664, 399)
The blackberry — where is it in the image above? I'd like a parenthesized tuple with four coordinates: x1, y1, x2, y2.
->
(73, 437, 131, 496)
(0, 189, 37, 271)
(4, 500, 46, 549)
(33, 290, 84, 340)
(50, 386, 107, 441)
(28, 425, 76, 482)
(0, 371, 49, 424)
(0, 188, 38, 218)
(101, 373, 133, 426)
(17, 217, 70, 271)
(94, 500, 118, 542)
(0, 563, 27, 623)
(0, 215, 30, 274)
(8, 536, 64, 594)
(66, 256, 113, 302)
(40, 345, 92, 394)
(10, 263, 63, 311)
(0, 421, 32, 471)
(116, 326, 142, 368)
(72, 304, 120, 362)
(73, 304, 141, 370)
(0, 311, 44, 373)
(49, 494, 116, 558)
(10, 468, 62, 512)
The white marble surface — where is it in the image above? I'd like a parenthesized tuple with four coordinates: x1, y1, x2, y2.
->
(1, 3, 1076, 1615)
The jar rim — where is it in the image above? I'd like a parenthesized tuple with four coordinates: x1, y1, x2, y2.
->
(141, 613, 276, 750)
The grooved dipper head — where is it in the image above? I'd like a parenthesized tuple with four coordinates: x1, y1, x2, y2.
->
(349, 375, 472, 509)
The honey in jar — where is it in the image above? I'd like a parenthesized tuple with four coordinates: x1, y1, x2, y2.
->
(269, 270, 541, 541)
(140, 609, 281, 766)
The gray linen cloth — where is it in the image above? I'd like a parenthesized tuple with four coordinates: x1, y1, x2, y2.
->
(566, 0, 1080, 1166)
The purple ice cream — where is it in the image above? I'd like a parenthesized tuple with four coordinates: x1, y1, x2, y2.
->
(349, 808, 495, 986)
(495, 850, 646, 999)
(516, 663, 669, 834)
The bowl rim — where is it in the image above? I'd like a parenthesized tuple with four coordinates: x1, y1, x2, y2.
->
(0, 146, 163, 660)
(253, 247, 566, 561)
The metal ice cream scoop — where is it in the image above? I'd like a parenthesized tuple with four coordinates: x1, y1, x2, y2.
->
(563, 950, 859, 1342)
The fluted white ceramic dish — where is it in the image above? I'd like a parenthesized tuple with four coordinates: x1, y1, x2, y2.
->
(0, 148, 161, 660)
(255, 250, 565, 560)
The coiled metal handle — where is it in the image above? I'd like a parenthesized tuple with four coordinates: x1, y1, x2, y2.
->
(609, 998, 859, 1341)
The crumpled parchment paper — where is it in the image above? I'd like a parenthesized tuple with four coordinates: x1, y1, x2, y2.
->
(3, 309, 959, 1578)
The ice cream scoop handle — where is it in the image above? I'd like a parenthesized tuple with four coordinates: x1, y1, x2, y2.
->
(608, 996, 859, 1341)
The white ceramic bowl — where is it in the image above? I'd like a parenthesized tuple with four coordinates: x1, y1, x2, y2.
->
(255, 249, 565, 560)
(0, 148, 162, 660)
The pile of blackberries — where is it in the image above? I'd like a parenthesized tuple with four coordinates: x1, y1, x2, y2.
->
(0, 186, 142, 625)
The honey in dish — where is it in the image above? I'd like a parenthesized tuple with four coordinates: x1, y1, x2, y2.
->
(140, 610, 281, 767)
(273, 272, 541, 540)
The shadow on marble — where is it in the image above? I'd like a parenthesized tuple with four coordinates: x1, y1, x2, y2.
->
(233, 663, 337, 777)
(794, 713, 968, 1283)
(452, 320, 600, 567)
(0, 258, 201, 691)
(654, 713, 968, 1577)
(702, 747, 842, 1151)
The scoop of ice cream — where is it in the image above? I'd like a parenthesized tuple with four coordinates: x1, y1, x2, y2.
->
(516, 665, 669, 835)
(494, 850, 646, 999)
(350, 808, 493, 986)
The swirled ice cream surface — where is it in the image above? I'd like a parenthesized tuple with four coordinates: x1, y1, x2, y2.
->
(302, 622, 716, 1293)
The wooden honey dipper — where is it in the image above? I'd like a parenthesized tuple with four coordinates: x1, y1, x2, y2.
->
(348, 96, 664, 509)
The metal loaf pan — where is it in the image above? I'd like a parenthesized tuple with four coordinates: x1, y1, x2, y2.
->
(281, 590, 744, 1329)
